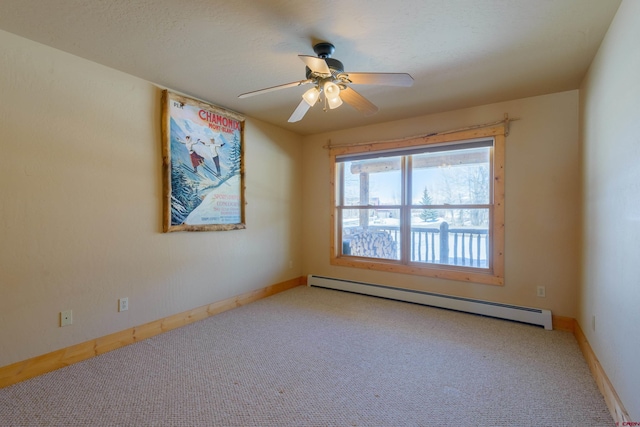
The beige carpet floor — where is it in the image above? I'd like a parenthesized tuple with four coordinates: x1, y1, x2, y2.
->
(0, 286, 613, 426)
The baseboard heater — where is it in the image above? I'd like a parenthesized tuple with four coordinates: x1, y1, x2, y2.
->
(307, 275, 553, 330)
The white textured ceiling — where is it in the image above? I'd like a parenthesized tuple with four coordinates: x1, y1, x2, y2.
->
(0, 0, 621, 135)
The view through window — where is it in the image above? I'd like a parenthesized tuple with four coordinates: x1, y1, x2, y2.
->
(331, 127, 505, 285)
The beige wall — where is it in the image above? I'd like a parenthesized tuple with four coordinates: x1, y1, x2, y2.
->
(0, 30, 303, 367)
(4, 6, 638, 417)
(302, 91, 581, 317)
(579, 0, 640, 419)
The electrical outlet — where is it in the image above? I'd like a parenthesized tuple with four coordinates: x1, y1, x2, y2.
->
(536, 286, 546, 297)
(118, 297, 129, 312)
(60, 310, 72, 327)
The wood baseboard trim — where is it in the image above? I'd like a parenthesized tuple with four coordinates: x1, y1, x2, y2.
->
(552, 315, 575, 332)
(0, 276, 305, 389)
(540, 315, 630, 423)
(573, 320, 631, 424)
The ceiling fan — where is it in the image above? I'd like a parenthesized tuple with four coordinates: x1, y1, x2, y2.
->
(238, 42, 414, 123)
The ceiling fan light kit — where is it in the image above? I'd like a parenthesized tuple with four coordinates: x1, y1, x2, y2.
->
(323, 80, 343, 109)
(302, 87, 320, 106)
(238, 42, 414, 123)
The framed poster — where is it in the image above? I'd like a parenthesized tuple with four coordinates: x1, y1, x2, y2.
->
(161, 90, 245, 232)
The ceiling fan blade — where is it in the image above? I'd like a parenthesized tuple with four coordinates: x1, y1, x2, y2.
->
(343, 72, 414, 87)
(298, 55, 331, 75)
(288, 99, 312, 123)
(340, 86, 379, 116)
(238, 79, 312, 98)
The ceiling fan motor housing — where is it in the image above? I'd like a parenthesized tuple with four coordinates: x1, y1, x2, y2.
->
(305, 58, 345, 79)
(304, 42, 345, 80)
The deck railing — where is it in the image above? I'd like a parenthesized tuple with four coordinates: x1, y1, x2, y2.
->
(343, 222, 489, 268)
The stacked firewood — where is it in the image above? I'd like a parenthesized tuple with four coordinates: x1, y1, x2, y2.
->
(349, 231, 397, 259)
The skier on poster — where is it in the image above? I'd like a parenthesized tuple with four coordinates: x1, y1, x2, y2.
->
(177, 135, 205, 173)
(198, 137, 225, 176)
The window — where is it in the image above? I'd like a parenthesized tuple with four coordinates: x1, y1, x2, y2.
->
(330, 126, 505, 285)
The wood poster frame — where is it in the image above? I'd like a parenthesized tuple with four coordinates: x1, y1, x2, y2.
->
(161, 90, 245, 232)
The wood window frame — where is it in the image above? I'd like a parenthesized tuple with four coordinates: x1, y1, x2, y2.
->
(329, 125, 505, 286)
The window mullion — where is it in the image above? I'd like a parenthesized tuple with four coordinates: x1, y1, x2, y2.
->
(400, 156, 411, 264)
(336, 162, 344, 256)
